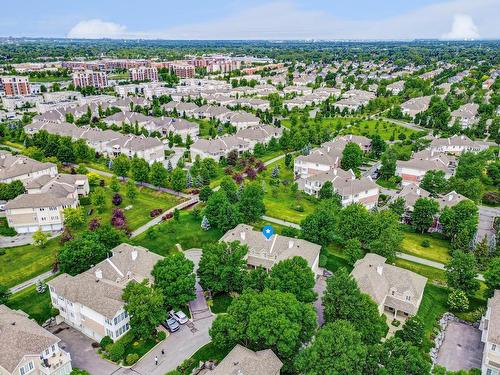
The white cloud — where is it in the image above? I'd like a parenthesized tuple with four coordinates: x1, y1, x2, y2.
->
(65, 0, 500, 40)
(67, 19, 130, 39)
(441, 14, 480, 40)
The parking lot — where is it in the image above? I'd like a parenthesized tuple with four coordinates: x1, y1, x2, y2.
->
(436, 321, 484, 372)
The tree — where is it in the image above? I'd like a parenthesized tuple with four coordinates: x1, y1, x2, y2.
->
(370, 134, 386, 158)
(301, 198, 341, 246)
(125, 180, 138, 202)
(243, 266, 268, 292)
(440, 200, 478, 250)
(237, 183, 265, 223)
(395, 316, 424, 347)
(123, 280, 166, 340)
(200, 215, 210, 231)
(91, 187, 107, 213)
(199, 186, 213, 202)
(389, 197, 406, 219)
(63, 207, 85, 229)
(420, 170, 448, 196)
(266, 257, 317, 303)
(284, 153, 293, 169)
(130, 156, 150, 183)
(32, 229, 49, 248)
(220, 177, 238, 204)
(322, 268, 387, 344)
(204, 191, 241, 232)
(337, 203, 372, 244)
(377, 337, 431, 375)
(152, 253, 196, 309)
(112, 155, 130, 178)
(58, 234, 109, 276)
(411, 198, 439, 233)
(295, 320, 367, 375)
(198, 241, 248, 294)
(344, 238, 364, 265)
(110, 176, 120, 192)
(341, 142, 363, 171)
(149, 161, 168, 187)
(0, 284, 11, 304)
(171, 167, 187, 192)
(484, 257, 500, 298)
(445, 251, 480, 295)
(447, 289, 469, 312)
(318, 181, 334, 200)
(379, 147, 397, 179)
(209, 289, 316, 369)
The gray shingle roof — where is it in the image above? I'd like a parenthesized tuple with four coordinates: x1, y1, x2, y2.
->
(211, 345, 283, 375)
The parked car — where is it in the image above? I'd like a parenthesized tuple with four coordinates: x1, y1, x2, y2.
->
(169, 310, 189, 324)
(162, 317, 180, 332)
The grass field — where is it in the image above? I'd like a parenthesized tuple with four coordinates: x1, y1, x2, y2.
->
(0, 238, 59, 288)
(210, 294, 233, 314)
(6, 281, 55, 324)
(282, 117, 419, 141)
(400, 228, 452, 264)
(131, 212, 223, 256)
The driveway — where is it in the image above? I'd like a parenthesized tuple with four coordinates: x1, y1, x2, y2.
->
(313, 274, 327, 326)
(0, 230, 61, 248)
(185, 249, 213, 321)
(436, 321, 484, 372)
(49, 323, 120, 375)
(476, 206, 499, 246)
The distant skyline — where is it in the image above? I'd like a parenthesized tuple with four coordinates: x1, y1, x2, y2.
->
(1, 0, 499, 41)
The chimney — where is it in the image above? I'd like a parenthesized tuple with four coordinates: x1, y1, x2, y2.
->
(95, 269, 102, 279)
(334, 169, 337, 176)
(131, 250, 138, 261)
(288, 240, 294, 249)
(376, 265, 383, 275)
(416, 188, 421, 195)
(240, 231, 246, 240)
(448, 194, 453, 201)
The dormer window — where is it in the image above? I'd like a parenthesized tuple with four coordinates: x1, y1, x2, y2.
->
(405, 296, 411, 301)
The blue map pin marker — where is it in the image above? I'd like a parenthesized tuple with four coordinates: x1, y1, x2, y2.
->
(262, 225, 274, 240)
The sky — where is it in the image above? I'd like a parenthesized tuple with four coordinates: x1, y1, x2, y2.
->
(1, 0, 499, 40)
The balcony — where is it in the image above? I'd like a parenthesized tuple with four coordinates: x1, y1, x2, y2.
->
(39, 350, 71, 375)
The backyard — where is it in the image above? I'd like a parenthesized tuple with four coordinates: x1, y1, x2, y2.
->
(400, 228, 452, 264)
(6, 280, 55, 324)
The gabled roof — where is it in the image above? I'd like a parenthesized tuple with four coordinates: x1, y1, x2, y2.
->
(211, 344, 283, 375)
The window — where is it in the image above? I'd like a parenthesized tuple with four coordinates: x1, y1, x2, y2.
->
(493, 344, 497, 351)
(19, 361, 34, 375)
(405, 296, 411, 301)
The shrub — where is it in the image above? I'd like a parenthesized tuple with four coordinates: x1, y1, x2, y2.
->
(391, 319, 401, 327)
(421, 239, 430, 248)
(157, 330, 167, 341)
(79, 196, 91, 206)
(294, 205, 304, 212)
(0, 249, 5, 256)
(108, 341, 125, 362)
(483, 192, 500, 205)
(150, 208, 163, 218)
(112, 193, 123, 206)
(319, 254, 327, 268)
(146, 227, 158, 240)
(88, 218, 101, 231)
(448, 289, 469, 312)
(162, 212, 173, 220)
(100, 336, 113, 349)
(126, 353, 139, 366)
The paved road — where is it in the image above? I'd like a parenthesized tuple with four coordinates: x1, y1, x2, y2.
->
(130, 197, 199, 238)
(0, 230, 61, 248)
(185, 249, 213, 321)
(9, 270, 57, 294)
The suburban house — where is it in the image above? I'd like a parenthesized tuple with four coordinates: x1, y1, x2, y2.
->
(388, 183, 431, 221)
(0, 305, 72, 375)
(209, 345, 282, 375)
(400, 96, 431, 117)
(48, 244, 162, 342)
(235, 125, 283, 148)
(162, 101, 199, 117)
(450, 103, 479, 128)
(300, 168, 380, 209)
(396, 152, 455, 186)
(480, 290, 500, 375)
(221, 224, 321, 275)
(190, 135, 250, 161)
(102, 111, 151, 128)
(429, 135, 489, 155)
(0, 152, 57, 184)
(222, 111, 261, 130)
(5, 173, 89, 233)
(145, 117, 199, 141)
(386, 80, 405, 95)
(351, 253, 427, 317)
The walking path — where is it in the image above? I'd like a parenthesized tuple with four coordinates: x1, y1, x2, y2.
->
(263, 153, 286, 166)
(262, 215, 486, 281)
(9, 270, 57, 294)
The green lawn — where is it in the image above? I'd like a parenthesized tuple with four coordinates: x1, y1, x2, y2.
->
(282, 117, 419, 141)
(6, 281, 55, 324)
(400, 228, 452, 264)
(131, 212, 223, 256)
(394, 259, 447, 285)
(321, 245, 353, 273)
(86, 177, 182, 231)
(170, 343, 230, 375)
(0, 239, 59, 288)
(210, 294, 233, 314)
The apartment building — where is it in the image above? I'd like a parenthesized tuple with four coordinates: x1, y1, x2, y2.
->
(450, 103, 479, 128)
(429, 135, 488, 155)
(72, 70, 108, 88)
(170, 64, 195, 78)
(480, 290, 500, 375)
(0, 76, 31, 96)
(0, 151, 57, 184)
(191, 135, 251, 162)
(0, 305, 72, 375)
(396, 151, 456, 186)
(386, 80, 405, 95)
(48, 244, 162, 342)
(129, 66, 159, 82)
